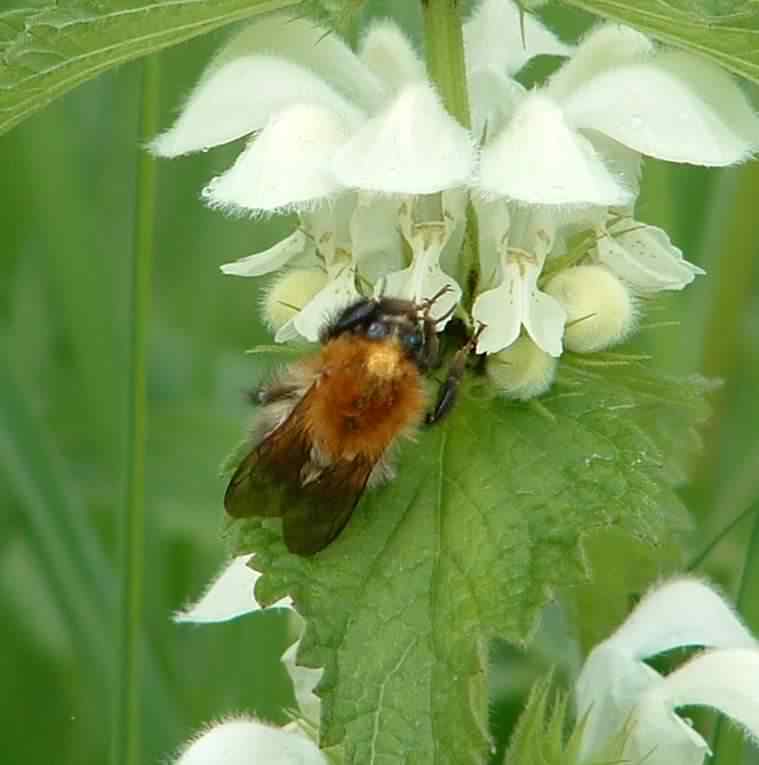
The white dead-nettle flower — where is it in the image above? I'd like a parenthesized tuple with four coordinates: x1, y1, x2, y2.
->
(472, 200, 567, 356)
(175, 718, 326, 765)
(173, 555, 324, 763)
(576, 577, 759, 765)
(486, 334, 558, 399)
(544, 264, 637, 353)
(594, 214, 706, 293)
(152, 0, 757, 389)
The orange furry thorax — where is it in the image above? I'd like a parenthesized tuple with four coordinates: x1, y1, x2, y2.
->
(303, 335, 426, 461)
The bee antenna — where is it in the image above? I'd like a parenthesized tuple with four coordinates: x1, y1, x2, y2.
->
(433, 303, 457, 326)
(419, 284, 452, 313)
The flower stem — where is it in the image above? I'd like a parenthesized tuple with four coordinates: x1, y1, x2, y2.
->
(114, 55, 159, 765)
(420, 0, 471, 129)
(420, 0, 480, 308)
(711, 496, 759, 765)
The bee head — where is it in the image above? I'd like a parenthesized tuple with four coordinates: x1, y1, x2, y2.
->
(323, 297, 437, 370)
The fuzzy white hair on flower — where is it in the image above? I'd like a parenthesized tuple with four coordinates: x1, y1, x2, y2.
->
(576, 577, 759, 765)
(174, 717, 327, 765)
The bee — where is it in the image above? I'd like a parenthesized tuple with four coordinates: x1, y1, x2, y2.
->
(225, 290, 478, 555)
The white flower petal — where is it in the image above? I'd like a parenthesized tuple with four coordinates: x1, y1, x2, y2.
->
(220, 230, 308, 277)
(576, 641, 663, 762)
(563, 51, 759, 166)
(584, 131, 642, 195)
(473, 257, 525, 354)
(464, 0, 572, 77)
(547, 23, 654, 102)
(384, 219, 462, 324)
(609, 578, 757, 660)
(282, 640, 323, 725)
(635, 648, 759, 765)
(278, 265, 361, 342)
(151, 56, 363, 158)
(468, 68, 525, 143)
(598, 220, 704, 292)
(473, 196, 511, 290)
(478, 92, 632, 206)
(334, 82, 475, 194)
(359, 19, 426, 94)
(204, 105, 353, 213)
(175, 718, 327, 765)
(350, 194, 404, 282)
(151, 14, 384, 156)
(174, 555, 292, 624)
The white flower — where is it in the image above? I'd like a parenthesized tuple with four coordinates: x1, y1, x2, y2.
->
(152, 14, 474, 211)
(381, 199, 462, 326)
(472, 201, 566, 356)
(153, 0, 755, 359)
(595, 215, 705, 293)
(174, 554, 292, 623)
(174, 718, 326, 765)
(576, 577, 759, 765)
(173, 556, 325, 762)
(477, 24, 759, 206)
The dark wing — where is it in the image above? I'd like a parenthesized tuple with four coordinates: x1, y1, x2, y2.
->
(225, 390, 376, 556)
(224, 394, 313, 520)
(283, 455, 374, 556)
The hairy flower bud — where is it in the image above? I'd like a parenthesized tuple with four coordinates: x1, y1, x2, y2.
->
(263, 269, 328, 332)
(545, 265, 636, 353)
(487, 335, 557, 399)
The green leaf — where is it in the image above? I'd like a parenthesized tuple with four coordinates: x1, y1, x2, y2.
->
(557, 0, 759, 85)
(231, 361, 707, 764)
(504, 674, 635, 765)
(0, 0, 301, 137)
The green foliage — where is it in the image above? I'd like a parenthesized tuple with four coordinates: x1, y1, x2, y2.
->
(230, 360, 708, 763)
(0, 0, 301, 136)
(558, 0, 759, 85)
(503, 675, 633, 765)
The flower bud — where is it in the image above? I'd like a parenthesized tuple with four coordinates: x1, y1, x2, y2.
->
(487, 335, 557, 400)
(544, 265, 636, 353)
(262, 268, 328, 332)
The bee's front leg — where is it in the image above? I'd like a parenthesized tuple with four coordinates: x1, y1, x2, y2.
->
(426, 324, 485, 425)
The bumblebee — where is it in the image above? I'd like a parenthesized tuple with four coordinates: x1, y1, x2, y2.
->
(225, 293, 476, 555)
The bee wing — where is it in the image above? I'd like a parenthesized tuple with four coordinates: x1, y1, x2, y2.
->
(283, 456, 375, 556)
(225, 386, 378, 556)
(224, 393, 313, 520)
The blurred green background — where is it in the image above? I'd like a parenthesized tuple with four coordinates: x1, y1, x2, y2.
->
(2, 1, 759, 763)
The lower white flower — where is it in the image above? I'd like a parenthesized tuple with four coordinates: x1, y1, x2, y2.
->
(594, 214, 705, 292)
(473, 204, 566, 356)
(175, 717, 326, 765)
(173, 556, 324, 764)
(576, 577, 759, 765)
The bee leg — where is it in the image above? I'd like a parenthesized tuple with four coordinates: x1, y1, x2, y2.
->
(425, 324, 485, 425)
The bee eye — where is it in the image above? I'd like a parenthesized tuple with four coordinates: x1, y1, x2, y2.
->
(402, 332, 422, 351)
(366, 321, 388, 339)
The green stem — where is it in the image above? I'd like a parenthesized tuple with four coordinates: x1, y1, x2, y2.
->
(114, 55, 159, 765)
(421, 0, 471, 129)
(420, 0, 480, 308)
(711, 500, 759, 765)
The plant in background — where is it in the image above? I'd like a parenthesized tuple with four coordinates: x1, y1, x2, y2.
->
(145, 0, 759, 762)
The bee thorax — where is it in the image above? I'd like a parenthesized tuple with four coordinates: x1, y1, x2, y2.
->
(366, 343, 403, 379)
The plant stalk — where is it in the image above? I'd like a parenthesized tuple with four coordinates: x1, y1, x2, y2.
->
(114, 55, 159, 765)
